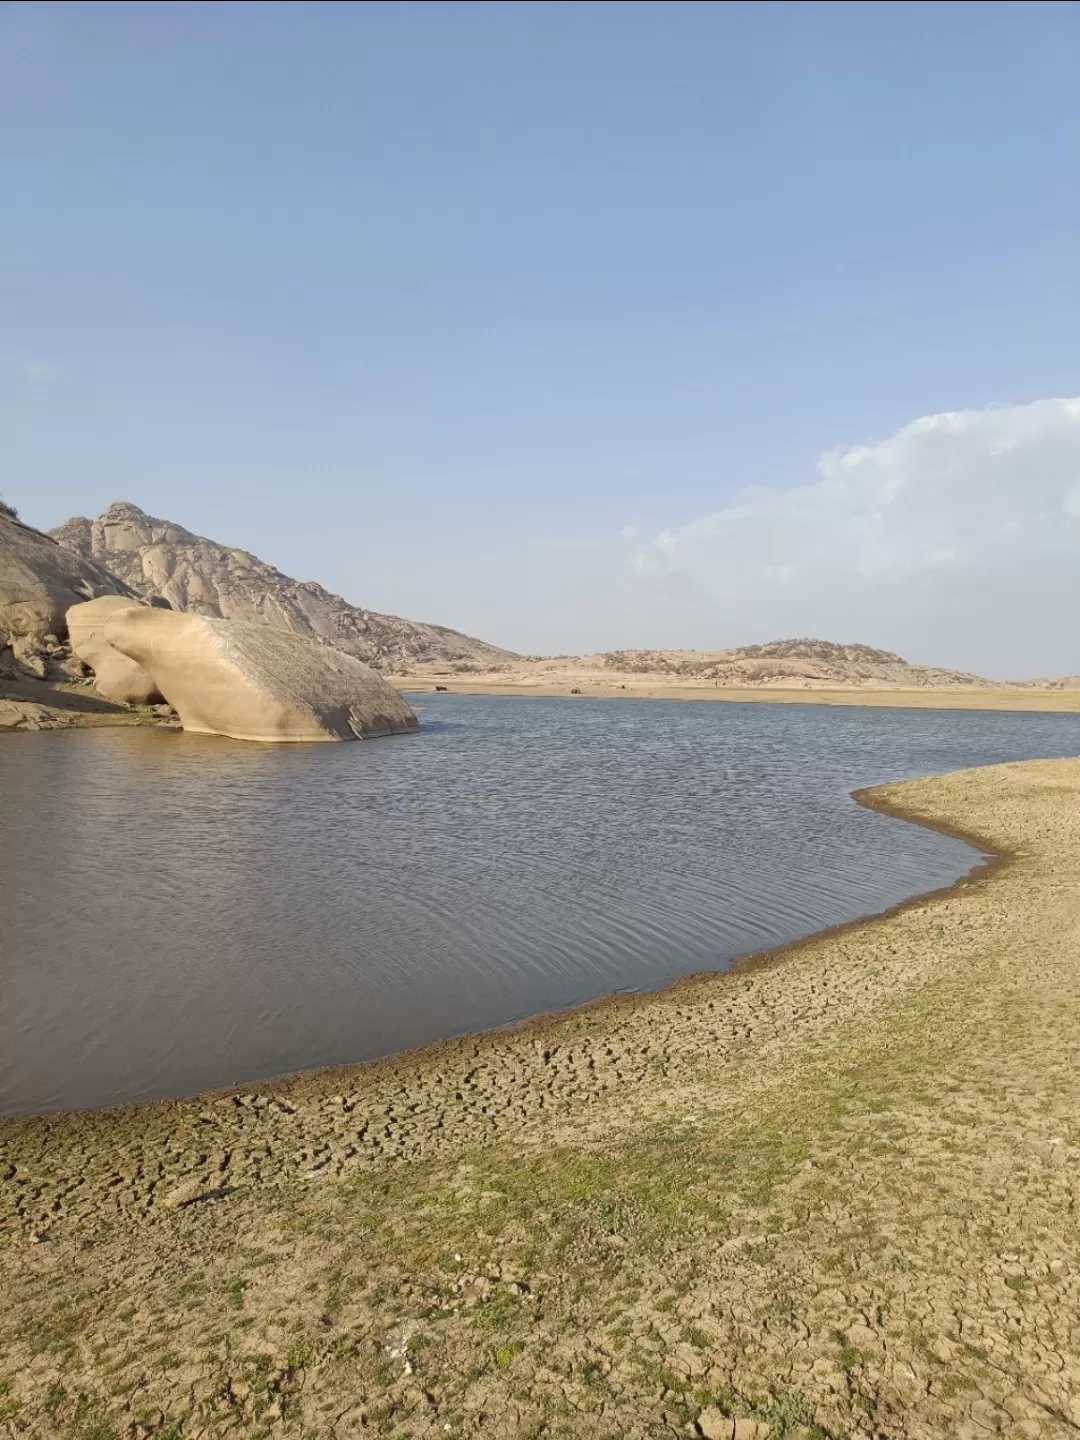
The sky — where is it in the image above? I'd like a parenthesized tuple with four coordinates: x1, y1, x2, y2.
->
(4, 0, 1080, 678)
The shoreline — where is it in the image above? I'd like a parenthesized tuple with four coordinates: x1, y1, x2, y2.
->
(7, 678, 1080, 736)
(1, 775, 1001, 1128)
(0, 678, 175, 734)
(4, 758, 1080, 1437)
(393, 676, 1080, 712)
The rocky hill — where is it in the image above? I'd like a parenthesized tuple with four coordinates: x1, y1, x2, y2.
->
(52, 502, 517, 674)
(594, 639, 995, 688)
(0, 504, 134, 678)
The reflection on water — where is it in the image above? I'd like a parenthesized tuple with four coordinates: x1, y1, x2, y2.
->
(3, 696, 1079, 1115)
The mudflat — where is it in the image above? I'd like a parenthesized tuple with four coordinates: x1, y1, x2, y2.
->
(3, 758, 1080, 1438)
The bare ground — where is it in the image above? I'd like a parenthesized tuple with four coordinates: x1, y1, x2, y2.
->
(4, 759, 1080, 1439)
(393, 677, 1080, 712)
(0, 678, 175, 733)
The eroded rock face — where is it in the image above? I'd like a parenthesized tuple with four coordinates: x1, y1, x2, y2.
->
(53, 501, 517, 674)
(102, 607, 419, 743)
(0, 509, 133, 674)
(66, 596, 163, 706)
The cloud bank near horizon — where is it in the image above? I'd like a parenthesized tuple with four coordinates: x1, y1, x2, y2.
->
(538, 396, 1080, 679)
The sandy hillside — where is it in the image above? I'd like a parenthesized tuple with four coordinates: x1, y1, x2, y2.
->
(395, 637, 1078, 693)
(393, 639, 1080, 711)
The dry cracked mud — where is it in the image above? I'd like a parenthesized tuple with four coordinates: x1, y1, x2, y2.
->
(4, 758, 1080, 1439)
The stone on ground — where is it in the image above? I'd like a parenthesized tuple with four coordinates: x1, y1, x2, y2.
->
(102, 605, 419, 742)
(66, 596, 163, 705)
(698, 1409, 733, 1440)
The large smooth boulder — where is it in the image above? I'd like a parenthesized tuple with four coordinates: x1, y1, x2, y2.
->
(65, 596, 163, 705)
(102, 607, 419, 743)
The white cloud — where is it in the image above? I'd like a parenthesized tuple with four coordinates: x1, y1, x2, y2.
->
(1063, 482, 1080, 520)
(19, 362, 62, 379)
(540, 397, 1080, 678)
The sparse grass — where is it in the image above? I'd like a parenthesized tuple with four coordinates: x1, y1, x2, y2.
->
(223, 1276, 250, 1311)
(747, 1390, 819, 1436)
(66, 1404, 118, 1440)
(471, 1286, 518, 1332)
(491, 1340, 524, 1368)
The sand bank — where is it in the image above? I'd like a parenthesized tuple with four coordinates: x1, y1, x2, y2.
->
(4, 758, 1080, 1437)
(394, 676, 1080, 712)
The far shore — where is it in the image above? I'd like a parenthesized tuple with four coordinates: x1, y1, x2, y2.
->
(5, 757, 1080, 1436)
(393, 675, 1080, 712)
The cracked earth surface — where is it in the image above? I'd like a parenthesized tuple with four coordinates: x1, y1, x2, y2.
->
(3, 758, 1080, 1439)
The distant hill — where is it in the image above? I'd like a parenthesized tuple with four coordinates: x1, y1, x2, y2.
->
(592, 639, 998, 688)
(20, 500, 1076, 692)
(51, 502, 518, 674)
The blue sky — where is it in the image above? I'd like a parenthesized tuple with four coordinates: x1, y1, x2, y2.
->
(5, 1, 1080, 674)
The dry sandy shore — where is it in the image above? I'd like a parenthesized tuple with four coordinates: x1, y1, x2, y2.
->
(4, 759, 1080, 1439)
(394, 678, 1080, 713)
(0, 678, 174, 734)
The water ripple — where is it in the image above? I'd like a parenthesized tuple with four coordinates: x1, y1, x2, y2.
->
(3, 695, 1079, 1115)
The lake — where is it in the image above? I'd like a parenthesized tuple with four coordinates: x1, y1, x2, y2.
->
(4, 694, 1079, 1116)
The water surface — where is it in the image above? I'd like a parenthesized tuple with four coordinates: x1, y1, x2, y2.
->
(4, 695, 1079, 1115)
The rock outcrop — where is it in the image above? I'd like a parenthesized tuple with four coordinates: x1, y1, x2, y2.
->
(53, 502, 516, 674)
(66, 596, 163, 705)
(103, 607, 419, 742)
(0, 507, 134, 676)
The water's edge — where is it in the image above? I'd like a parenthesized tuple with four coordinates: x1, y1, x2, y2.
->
(9, 765, 1013, 1124)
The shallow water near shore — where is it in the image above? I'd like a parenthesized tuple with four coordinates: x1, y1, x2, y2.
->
(4, 694, 1080, 1117)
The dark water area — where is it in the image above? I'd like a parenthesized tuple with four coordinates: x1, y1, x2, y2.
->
(4, 695, 1079, 1117)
